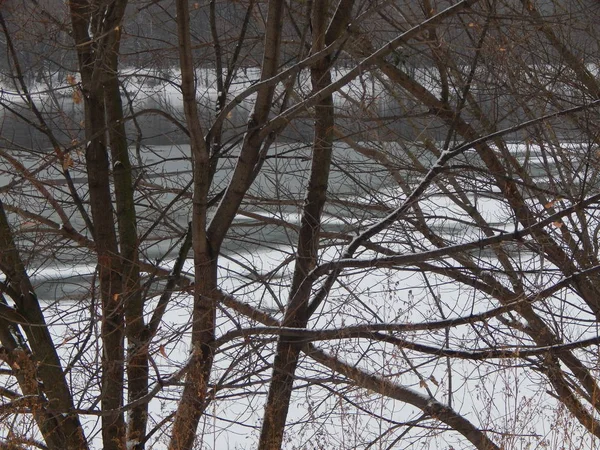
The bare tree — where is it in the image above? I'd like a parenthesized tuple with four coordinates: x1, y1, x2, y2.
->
(1, 0, 600, 449)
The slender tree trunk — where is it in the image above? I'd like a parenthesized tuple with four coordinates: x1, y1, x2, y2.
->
(206, 0, 284, 247)
(258, 1, 341, 448)
(105, 41, 148, 450)
(86, 88, 127, 450)
(168, 1, 215, 449)
(99, 4, 148, 444)
(68, 1, 129, 448)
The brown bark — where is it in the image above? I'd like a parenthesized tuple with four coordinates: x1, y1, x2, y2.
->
(86, 90, 127, 450)
(258, 1, 346, 448)
(168, 0, 215, 449)
(0, 200, 89, 450)
(103, 23, 148, 450)
(107, 62, 148, 450)
(68, 1, 129, 448)
(207, 0, 284, 250)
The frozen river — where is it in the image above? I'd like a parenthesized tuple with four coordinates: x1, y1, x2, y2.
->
(0, 84, 569, 303)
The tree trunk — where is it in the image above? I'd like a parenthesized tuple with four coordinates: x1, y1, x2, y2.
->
(168, 0, 215, 448)
(68, 1, 129, 448)
(258, 1, 343, 448)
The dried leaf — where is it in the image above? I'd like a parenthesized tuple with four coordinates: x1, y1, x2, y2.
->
(62, 153, 74, 170)
(112, 293, 120, 301)
(552, 221, 563, 228)
(429, 375, 439, 387)
(419, 379, 428, 388)
(60, 335, 74, 346)
(66, 74, 77, 86)
(72, 88, 83, 105)
(159, 345, 168, 358)
(544, 198, 562, 209)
